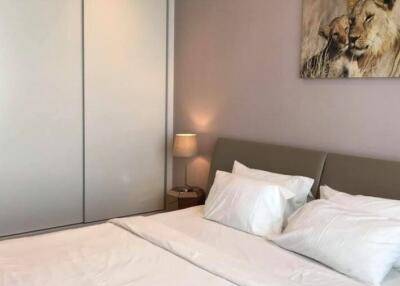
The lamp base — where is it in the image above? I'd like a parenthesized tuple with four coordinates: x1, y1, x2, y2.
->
(171, 186, 202, 193)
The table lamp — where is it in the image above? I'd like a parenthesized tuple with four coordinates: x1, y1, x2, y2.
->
(173, 134, 198, 192)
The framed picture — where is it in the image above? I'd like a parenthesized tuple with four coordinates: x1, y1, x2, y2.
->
(300, 0, 400, 78)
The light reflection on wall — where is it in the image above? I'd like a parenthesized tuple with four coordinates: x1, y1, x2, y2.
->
(187, 106, 217, 133)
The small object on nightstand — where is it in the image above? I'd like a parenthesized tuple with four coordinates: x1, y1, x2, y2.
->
(167, 187, 206, 210)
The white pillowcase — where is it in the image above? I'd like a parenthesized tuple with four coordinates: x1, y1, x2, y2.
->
(320, 185, 400, 219)
(204, 170, 295, 237)
(232, 161, 314, 216)
(321, 185, 400, 269)
(271, 200, 400, 285)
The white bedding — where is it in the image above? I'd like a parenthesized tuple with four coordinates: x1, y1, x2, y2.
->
(1, 206, 399, 286)
(149, 206, 400, 286)
(0, 221, 233, 286)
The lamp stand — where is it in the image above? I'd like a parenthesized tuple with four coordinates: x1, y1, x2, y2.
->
(172, 158, 192, 192)
(184, 159, 189, 187)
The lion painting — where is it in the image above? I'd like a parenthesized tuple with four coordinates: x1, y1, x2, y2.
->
(301, 0, 400, 78)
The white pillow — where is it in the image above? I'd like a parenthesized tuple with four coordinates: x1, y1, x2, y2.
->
(321, 185, 400, 269)
(271, 200, 400, 285)
(232, 161, 314, 216)
(204, 170, 295, 237)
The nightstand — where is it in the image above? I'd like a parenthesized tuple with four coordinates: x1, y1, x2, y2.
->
(166, 187, 206, 211)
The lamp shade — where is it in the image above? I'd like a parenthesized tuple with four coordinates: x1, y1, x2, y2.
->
(173, 134, 198, 158)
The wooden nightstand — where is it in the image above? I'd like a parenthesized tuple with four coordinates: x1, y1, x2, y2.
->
(166, 187, 206, 211)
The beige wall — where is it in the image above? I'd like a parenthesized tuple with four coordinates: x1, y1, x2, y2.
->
(173, 0, 400, 189)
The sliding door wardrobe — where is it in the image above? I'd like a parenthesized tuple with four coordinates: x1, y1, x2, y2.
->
(0, 0, 83, 236)
(0, 0, 168, 236)
(84, 0, 167, 222)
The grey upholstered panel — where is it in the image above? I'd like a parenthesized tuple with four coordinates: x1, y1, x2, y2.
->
(207, 138, 327, 196)
(320, 154, 400, 200)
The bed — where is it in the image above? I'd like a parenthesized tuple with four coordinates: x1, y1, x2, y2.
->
(1, 137, 400, 286)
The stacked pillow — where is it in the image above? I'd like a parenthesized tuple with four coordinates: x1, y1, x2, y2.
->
(272, 199, 400, 286)
(320, 185, 400, 270)
(204, 161, 314, 237)
(272, 185, 400, 285)
(204, 171, 294, 237)
(232, 161, 314, 217)
(204, 161, 400, 285)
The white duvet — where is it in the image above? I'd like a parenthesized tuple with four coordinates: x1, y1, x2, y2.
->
(0, 220, 232, 286)
(1, 206, 399, 286)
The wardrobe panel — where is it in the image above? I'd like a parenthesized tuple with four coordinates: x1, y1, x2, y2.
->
(85, 0, 167, 221)
(0, 0, 83, 236)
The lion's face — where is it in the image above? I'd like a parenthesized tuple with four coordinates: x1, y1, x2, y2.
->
(349, 0, 398, 57)
(320, 16, 350, 53)
(330, 16, 350, 52)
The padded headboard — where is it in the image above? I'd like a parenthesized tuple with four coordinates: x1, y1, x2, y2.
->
(319, 153, 400, 200)
(207, 138, 327, 196)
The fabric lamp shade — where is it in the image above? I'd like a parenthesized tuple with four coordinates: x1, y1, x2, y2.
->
(173, 134, 198, 158)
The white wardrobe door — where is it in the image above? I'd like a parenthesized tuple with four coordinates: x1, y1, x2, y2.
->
(85, 0, 166, 222)
(0, 0, 83, 236)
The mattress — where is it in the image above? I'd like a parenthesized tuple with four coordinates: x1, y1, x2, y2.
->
(1, 206, 399, 286)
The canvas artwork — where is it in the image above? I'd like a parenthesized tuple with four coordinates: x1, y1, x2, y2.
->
(301, 0, 400, 78)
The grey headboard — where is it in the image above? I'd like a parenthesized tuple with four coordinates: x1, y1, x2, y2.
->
(207, 138, 400, 201)
(207, 138, 327, 196)
(319, 153, 400, 200)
